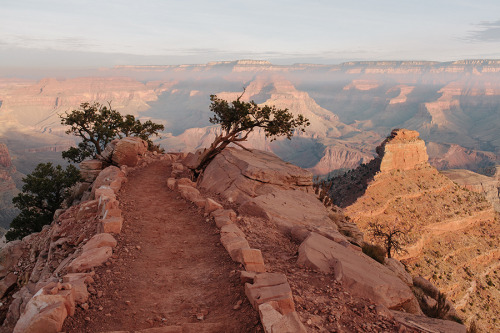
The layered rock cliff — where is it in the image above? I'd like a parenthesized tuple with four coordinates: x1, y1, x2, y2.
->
(327, 129, 499, 331)
(376, 129, 429, 172)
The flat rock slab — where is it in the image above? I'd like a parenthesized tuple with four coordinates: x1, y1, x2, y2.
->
(298, 232, 421, 314)
(200, 148, 313, 204)
(259, 303, 307, 333)
(239, 188, 333, 232)
(392, 310, 466, 333)
(245, 273, 294, 315)
(82, 233, 117, 252)
(67, 246, 112, 273)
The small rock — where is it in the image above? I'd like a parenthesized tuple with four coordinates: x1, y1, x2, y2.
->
(84, 317, 91, 321)
(125, 301, 131, 306)
(233, 300, 243, 310)
(98, 306, 104, 311)
(97, 291, 103, 297)
(136, 245, 141, 250)
(196, 313, 204, 320)
(81, 303, 89, 310)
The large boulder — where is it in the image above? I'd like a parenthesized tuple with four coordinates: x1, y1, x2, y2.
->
(111, 137, 148, 167)
(13, 282, 75, 333)
(90, 166, 126, 198)
(200, 148, 335, 233)
(200, 148, 313, 204)
(67, 247, 112, 273)
(297, 233, 421, 314)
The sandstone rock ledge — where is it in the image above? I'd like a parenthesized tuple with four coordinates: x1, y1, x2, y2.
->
(199, 148, 335, 233)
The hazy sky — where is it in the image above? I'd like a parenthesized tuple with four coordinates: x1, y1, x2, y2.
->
(1, 0, 500, 69)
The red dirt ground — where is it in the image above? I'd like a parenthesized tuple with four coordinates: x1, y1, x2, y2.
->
(63, 160, 261, 332)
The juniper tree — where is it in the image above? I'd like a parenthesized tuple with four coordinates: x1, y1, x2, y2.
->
(61, 102, 164, 163)
(190, 93, 310, 176)
(368, 222, 408, 258)
(6, 163, 81, 241)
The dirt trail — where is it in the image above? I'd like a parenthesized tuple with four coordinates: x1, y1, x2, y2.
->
(63, 160, 260, 332)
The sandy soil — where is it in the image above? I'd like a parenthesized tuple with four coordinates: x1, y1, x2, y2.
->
(63, 160, 261, 332)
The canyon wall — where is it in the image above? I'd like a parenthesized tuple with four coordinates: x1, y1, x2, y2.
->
(332, 129, 499, 331)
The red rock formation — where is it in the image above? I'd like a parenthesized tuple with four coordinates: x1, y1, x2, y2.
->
(336, 129, 498, 330)
(377, 129, 429, 172)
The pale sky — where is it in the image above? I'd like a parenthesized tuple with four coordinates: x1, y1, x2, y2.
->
(1, 0, 500, 69)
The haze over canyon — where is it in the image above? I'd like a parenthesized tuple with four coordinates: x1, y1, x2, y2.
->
(0, 59, 499, 229)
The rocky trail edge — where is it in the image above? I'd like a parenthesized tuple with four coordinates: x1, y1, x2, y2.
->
(63, 160, 261, 333)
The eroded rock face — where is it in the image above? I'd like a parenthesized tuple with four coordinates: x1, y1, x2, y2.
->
(336, 128, 498, 329)
(377, 129, 429, 172)
(200, 148, 334, 233)
(200, 148, 313, 203)
(0, 240, 24, 278)
(297, 233, 421, 314)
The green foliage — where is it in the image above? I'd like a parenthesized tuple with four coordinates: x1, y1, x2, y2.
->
(5, 163, 81, 241)
(209, 94, 309, 140)
(362, 243, 386, 264)
(192, 93, 310, 174)
(61, 102, 164, 163)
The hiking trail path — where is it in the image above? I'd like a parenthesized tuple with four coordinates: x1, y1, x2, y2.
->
(63, 160, 260, 332)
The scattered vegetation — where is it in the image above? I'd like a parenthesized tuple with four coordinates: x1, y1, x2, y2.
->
(189, 92, 309, 176)
(61, 102, 164, 163)
(368, 222, 408, 258)
(6, 163, 81, 241)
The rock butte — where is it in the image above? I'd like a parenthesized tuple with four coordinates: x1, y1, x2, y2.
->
(336, 128, 498, 331)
